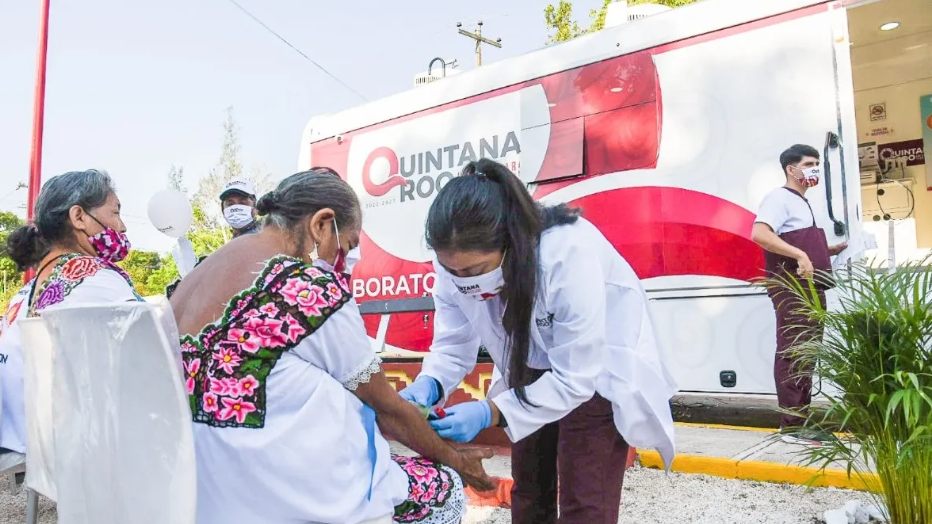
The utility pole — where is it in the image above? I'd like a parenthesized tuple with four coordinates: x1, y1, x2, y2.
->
(456, 21, 501, 67)
(25, 0, 51, 283)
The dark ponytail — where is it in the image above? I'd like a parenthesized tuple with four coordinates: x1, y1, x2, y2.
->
(425, 158, 580, 406)
(6, 225, 49, 271)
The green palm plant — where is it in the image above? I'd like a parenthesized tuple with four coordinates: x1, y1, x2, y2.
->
(769, 260, 932, 524)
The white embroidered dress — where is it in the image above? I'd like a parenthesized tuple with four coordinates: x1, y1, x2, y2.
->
(182, 257, 463, 524)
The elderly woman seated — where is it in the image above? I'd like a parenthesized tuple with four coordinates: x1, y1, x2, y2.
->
(169, 169, 492, 524)
(1, 169, 141, 463)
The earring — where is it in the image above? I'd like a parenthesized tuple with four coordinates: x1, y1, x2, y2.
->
(309, 242, 319, 261)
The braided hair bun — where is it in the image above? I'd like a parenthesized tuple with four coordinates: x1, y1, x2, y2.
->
(255, 191, 279, 216)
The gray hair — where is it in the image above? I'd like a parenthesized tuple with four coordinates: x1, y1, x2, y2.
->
(6, 169, 116, 270)
(255, 169, 360, 233)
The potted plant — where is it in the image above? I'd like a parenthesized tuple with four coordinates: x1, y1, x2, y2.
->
(772, 260, 932, 524)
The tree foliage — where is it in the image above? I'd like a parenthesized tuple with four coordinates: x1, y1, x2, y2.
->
(192, 107, 274, 230)
(0, 211, 25, 312)
(545, 0, 701, 43)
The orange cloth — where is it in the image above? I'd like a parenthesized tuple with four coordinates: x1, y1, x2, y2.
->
(464, 476, 513, 508)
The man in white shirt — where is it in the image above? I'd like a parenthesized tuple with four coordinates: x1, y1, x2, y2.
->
(751, 144, 846, 446)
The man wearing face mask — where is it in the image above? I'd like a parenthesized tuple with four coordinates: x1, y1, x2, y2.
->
(219, 180, 261, 238)
(751, 144, 847, 446)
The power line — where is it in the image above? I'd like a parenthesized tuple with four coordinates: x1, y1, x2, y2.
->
(0, 183, 27, 204)
(224, 0, 369, 102)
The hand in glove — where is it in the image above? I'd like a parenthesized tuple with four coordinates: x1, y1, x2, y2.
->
(429, 400, 492, 443)
(398, 376, 440, 407)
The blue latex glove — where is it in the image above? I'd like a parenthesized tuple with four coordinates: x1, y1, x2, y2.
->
(398, 376, 440, 407)
(429, 401, 492, 443)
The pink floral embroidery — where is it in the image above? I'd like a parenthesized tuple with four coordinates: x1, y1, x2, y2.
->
(282, 313, 307, 343)
(238, 375, 259, 398)
(242, 316, 288, 348)
(391, 456, 458, 523)
(334, 272, 349, 291)
(203, 393, 219, 413)
(279, 278, 328, 317)
(227, 327, 261, 354)
(218, 397, 256, 424)
(264, 262, 288, 285)
(209, 377, 234, 396)
(404, 460, 439, 485)
(184, 358, 201, 394)
(228, 294, 256, 319)
(259, 303, 280, 316)
(186, 257, 352, 429)
(213, 347, 243, 374)
(420, 483, 439, 504)
(225, 378, 243, 397)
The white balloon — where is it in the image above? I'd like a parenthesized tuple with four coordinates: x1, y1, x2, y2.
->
(147, 189, 193, 239)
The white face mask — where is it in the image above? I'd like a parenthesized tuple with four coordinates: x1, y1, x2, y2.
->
(312, 220, 356, 274)
(223, 204, 255, 229)
(449, 254, 505, 301)
(794, 166, 820, 188)
(345, 246, 361, 275)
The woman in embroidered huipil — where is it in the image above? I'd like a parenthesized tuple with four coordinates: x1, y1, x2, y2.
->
(169, 169, 493, 524)
(0, 169, 142, 457)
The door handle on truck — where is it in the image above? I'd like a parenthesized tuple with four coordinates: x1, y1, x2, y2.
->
(823, 131, 847, 237)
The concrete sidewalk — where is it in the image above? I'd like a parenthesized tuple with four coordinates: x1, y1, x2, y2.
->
(638, 423, 874, 491)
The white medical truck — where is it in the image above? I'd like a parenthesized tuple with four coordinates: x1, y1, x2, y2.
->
(298, 0, 929, 395)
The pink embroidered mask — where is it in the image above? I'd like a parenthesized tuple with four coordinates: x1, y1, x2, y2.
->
(86, 213, 131, 263)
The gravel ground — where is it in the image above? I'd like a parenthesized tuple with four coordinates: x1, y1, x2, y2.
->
(0, 476, 56, 524)
(0, 464, 872, 524)
(463, 465, 873, 524)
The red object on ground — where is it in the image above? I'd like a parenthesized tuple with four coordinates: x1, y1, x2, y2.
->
(24, 0, 52, 284)
(463, 449, 639, 508)
(456, 441, 639, 509)
(465, 476, 512, 508)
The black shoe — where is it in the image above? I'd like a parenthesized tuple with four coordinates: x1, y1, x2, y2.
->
(779, 428, 830, 446)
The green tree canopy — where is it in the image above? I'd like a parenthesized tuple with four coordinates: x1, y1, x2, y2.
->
(1, 211, 26, 313)
(545, 0, 702, 43)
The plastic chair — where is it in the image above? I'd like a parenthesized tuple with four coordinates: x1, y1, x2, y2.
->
(18, 316, 56, 524)
(39, 303, 196, 524)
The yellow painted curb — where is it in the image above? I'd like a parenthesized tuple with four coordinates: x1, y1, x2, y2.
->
(673, 422, 853, 439)
(638, 450, 877, 491)
(674, 422, 775, 434)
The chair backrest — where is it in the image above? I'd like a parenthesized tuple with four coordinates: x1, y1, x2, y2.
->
(18, 317, 57, 501)
(144, 295, 184, 376)
(40, 303, 195, 524)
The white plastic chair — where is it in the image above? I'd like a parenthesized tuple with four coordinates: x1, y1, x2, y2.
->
(39, 303, 196, 524)
(19, 316, 57, 512)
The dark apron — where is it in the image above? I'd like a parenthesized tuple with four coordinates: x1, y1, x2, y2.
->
(763, 187, 833, 427)
(763, 188, 834, 292)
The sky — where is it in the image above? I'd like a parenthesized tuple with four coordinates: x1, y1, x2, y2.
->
(0, 0, 603, 253)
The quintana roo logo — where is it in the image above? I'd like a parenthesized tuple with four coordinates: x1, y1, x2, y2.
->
(362, 147, 406, 197)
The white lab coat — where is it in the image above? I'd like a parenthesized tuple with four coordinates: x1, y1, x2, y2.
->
(419, 218, 678, 468)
